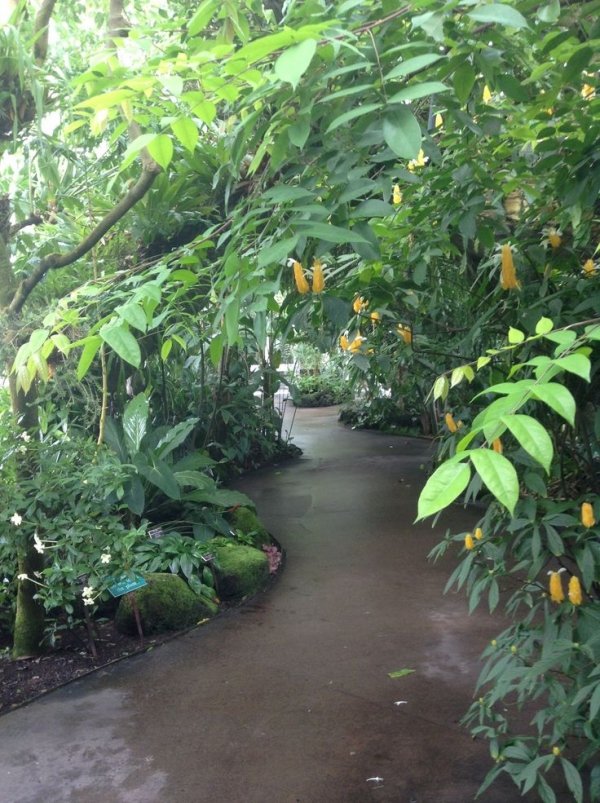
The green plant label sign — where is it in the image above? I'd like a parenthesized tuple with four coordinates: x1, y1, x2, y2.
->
(107, 573, 147, 598)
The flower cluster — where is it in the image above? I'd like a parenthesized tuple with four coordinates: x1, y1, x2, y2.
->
(262, 544, 282, 574)
(289, 258, 325, 295)
(81, 585, 95, 606)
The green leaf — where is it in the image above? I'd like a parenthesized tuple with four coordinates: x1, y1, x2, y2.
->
(384, 54, 444, 80)
(293, 221, 369, 244)
(433, 375, 449, 401)
(147, 134, 173, 170)
(554, 354, 591, 381)
(469, 449, 519, 514)
(560, 759, 583, 803)
(535, 317, 553, 335)
(453, 63, 476, 104)
(417, 458, 471, 519)
(508, 326, 525, 344)
(468, 4, 529, 30)
(352, 199, 395, 218)
(288, 116, 310, 148)
(262, 186, 314, 202)
(161, 339, 173, 361)
(388, 81, 450, 103)
(382, 107, 422, 159)
(537, 0, 560, 22)
(123, 393, 149, 454)
(188, 0, 218, 36)
(531, 384, 576, 426)
(171, 117, 198, 152)
(76, 336, 102, 380)
(274, 39, 317, 90)
(186, 488, 253, 508)
(590, 683, 600, 721)
(135, 455, 181, 499)
(325, 102, 383, 133)
(502, 415, 554, 473)
(118, 303, 147, 333)
(100, 323, 141, 367)
(156, 418, 198, 457)
(257, 235, 299, 267)
(388, 668, 415, 679)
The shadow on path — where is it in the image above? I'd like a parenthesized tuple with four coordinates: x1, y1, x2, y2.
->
(0, 407, 530, 802)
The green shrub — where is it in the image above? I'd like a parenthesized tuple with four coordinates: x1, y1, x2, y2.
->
(291, 374, 351, 407)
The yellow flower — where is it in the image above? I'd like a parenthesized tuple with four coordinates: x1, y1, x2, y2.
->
(583, 258, 595, 276)
(445, 412, 458, 433)
(474, 527, 483, 540)
(434, 113, 443, 129)
(291, 259, 309, 294)
(548, 230, 562, 249)
(392, 184, 402, 205)
(464, 533, 475, 550)
(339, 334, 349, 351)
(312, 258, 325, 294)
(581, 83, 595, 100)
(397, 324, 412, 344)
(548, 569, 566, 604)
(349, 335, 365, 353)
(581, 502, 596, 528)
(552, 746, 561, 757)
(482, 84, 493, 103)
(370, 310, 381, 323)
(492, 438, 503, 454)
(568, 576, 583, 606)
(500, 244, 520, 290)
(353, 296, 368, 314)
(407, 148, 426, 171)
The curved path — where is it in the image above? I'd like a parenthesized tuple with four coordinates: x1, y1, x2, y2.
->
(1, 408, 525, 802)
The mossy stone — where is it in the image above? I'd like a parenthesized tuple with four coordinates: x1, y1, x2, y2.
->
(115, 573, 216, 636)
(229, 506, 272, 548)
(210, 541, 269, 600)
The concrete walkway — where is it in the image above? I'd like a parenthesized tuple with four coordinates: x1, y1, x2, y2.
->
(0, 408, 525, 802)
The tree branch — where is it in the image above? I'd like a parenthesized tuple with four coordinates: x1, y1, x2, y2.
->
(9, 214, 43, 237)
(33, 0, 58, 63)
(9, 167, 160, 314)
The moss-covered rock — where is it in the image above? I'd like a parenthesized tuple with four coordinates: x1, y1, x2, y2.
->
(210, 540, 269, 600)
(115, 573, 217, 636)
(228, 506, 272, 548)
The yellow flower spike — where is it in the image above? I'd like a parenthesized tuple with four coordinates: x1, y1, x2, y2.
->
(349, 336, 365, 353)
(500, 244, 521, 290)
(392, 184, 402, 205)
(548, 230, 562, 249)
(445, 412, 458, 433)
(482, 84, 493, 103)
(583, 258, 595, 276)
(353, 296, 368, 314)
(492, 438, 503, 454)
(464, 533, 475, 550)
(434, 113, 443, 129)
(291, 259, 309, 294)
(581, 502, 596, 528)
(339, 334, 349, 351)
(548, 568, 566, 604)
(370, 310, 381, 323)
(552, 746, 561, 757)
(474, 527, 483, 541)
(312, 258, 325, 294)
(407, 149, 426, 171)
(568, 576, 583, 606)
(397, 324, 412, 344)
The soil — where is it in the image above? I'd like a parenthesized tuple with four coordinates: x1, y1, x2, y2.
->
(0, 618, 179, 714)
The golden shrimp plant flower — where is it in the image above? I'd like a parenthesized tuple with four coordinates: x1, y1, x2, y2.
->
(581, 502, 596, 528)
(397, 324, 412, 344)
(500, 244, 520, 290)
(474, 527, 483, 541)
(289, 259, 309, 294)
(464, 533, 475, 550)
(568, 576, 583, 606)
(548, 568, 566, 603)
(353, 296, 368, 314)
(392, 184, 402, 205)
(312, 258, 325, 293)
(445, 412, 458, 433)
(583, 258, 595, 276)
(548, 230, 562, 249)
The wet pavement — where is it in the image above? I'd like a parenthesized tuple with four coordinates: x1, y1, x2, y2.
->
(0, 407, 528, 802)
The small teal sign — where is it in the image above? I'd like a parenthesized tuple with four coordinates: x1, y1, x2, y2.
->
(107, 573, 147, 598)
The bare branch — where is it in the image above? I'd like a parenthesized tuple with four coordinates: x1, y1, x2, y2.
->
(9, 214, 43, 237)
(33, 0, 58, 63)
(9, 167, 160, 314)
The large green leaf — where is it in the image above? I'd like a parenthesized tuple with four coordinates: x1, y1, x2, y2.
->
(468, 4, 529, 30)
(186, 488, 253, 508)
(469, 449, 519, 514)
(417, 458, 471, 520)
(501, 414, 553, 473)
(531, 383, 576, 425)
(156, 418, 199, 458)
(171, 117, 199, 152)
(100, 323, 141, 367)
(382, 107, 422, 159)
(293, 221, 369, 243)
(147, 134, 174, 169)
(385, 53, 444, 80)
(76, 336, 102, 380)
(388, 81, 449, 103)
(134, 454, 181, 499)
(325, 102, 383, 133)
(123, 393, 149, 455)
(274, 39, 317, 90)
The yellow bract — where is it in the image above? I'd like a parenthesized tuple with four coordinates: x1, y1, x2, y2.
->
(500, 244, 520, 290)
(397, 324, 412, 344)
(581, 501, 596, 528)
(408, 148, 426, 171)
(353, 296, 368, 314)
(568, 576, 583, 606)
(434, 113, 443, 128)
(474, 527, 483, 540)
(548, 230, 562, 249)
(482, 84, 492, 103)
(583, 258, 595, 276)
(339, 334, 349, 350)
(464, 533, 475, 550)
(292, 260, 309, 294)
(392, 184, 402, 205)
(312, 258, 325, 294)
(548, 570, 565, 604)
(370, 310, 381, 322)
(445, 412, 458, 433)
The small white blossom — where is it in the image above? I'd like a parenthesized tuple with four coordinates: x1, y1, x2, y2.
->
(82, 585, 94, 598)
(100, 553, 111, 564)
(10, 512, 22, 526)
(20, 431, 31, 443)
(3, 577, 9, 584)
(17, 573, 28, 581)
(83, 597, 94, 606)
(33, 531, 45, 554)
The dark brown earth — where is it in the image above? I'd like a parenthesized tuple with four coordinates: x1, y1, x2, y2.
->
(0, 407, 565, 802)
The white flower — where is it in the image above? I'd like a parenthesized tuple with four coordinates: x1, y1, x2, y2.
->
(10, 512, 22, 526)
(83, 597, 94, 606)
(3, 577, 9, 584)
(20, 431, 31, 443)
(100, 553, 111, 564)
(33, 531, 45, 554)
(17, 573, 28, 581)
(82, 585, 94, 598)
